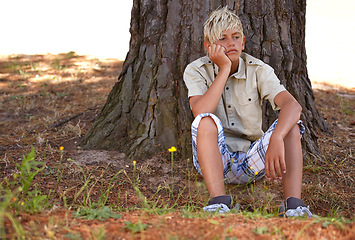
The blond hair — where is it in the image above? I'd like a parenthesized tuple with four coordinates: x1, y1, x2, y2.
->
(204, 6, 244, 44)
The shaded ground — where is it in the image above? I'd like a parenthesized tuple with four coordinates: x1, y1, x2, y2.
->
(0, 53, 354, 239)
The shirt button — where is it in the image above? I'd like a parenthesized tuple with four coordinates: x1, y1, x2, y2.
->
(226, 87, 229, 90)
(248, 98, 251, 101)
(231, 123, 234, 126)
(228, 105, 231, 108)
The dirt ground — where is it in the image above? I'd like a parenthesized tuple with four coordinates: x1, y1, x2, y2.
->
(0, 53, 354, 239)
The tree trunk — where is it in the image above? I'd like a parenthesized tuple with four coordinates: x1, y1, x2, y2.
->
(81, 0, 328, 160)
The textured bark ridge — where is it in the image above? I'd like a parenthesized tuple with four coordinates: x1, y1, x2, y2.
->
(82, 0, 327, 160)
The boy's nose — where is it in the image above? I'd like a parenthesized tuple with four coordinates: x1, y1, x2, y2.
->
(227, 42, 235, 48)
(227, 39, 235, 47)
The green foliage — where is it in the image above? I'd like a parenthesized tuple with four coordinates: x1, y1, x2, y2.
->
(64, 51, 76, 59)
(91, 227, 106, 240)
(314, 215, 353, 229)
(56, 91, 68, 97)
(305, 155, 345, 173)
(253, 226, 269, 235)
(328, 205, 342, 218)
(10, 95, 25, 100)
(97, 170, 123, 207)
(64, 232, 82, 240)
(5, 146, 48, 214)
(124, 221, 149, 233)
(6, 60, 27, 73)
(339, 97, 354, 116)
(23, 189, 48, 213)
(15, 146, 45, 194)
(52, 58, 66, 70)
(0, 186, 25, 239)
(0, 145, 49, 238)
(18, 69, 30, 79)
(73, 206, 121, 221)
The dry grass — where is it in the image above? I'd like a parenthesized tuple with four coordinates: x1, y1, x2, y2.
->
(0, 53, 354, 239)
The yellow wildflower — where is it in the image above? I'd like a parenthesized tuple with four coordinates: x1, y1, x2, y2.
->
(60, 146, 64, 151)
(250, 166, 253, 170)
(255, 171, 258, 175)
(133, 160, 137, 165)
(168, 146, 177, 152)
(21, 202, 24, 206)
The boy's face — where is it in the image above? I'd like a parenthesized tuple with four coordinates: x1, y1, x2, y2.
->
(206, 28, 245, 64)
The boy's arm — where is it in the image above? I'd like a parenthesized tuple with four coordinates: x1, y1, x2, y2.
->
(264, 90, 302, 181)
(190, 44, 231, 117)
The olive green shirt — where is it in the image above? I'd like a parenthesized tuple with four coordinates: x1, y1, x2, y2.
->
(183, 52, 286, 152)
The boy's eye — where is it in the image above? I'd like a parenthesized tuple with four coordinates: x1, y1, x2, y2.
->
(219, 37, 225, 41)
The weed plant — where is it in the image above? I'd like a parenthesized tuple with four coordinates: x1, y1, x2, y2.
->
(0, 145, 47, 238)
(0, 141, 352, 238)
(14, 146, 48, 213)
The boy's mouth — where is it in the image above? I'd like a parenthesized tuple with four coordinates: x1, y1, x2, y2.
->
(226, 49, 238, 54)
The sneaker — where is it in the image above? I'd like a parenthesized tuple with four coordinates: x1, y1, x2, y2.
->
(284, 197, 313, 218)
(279, 201, 286, 217)
(203, 195, 232, 213)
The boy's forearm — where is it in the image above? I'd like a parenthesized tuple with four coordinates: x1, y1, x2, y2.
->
(271, 91, 302, 140)
(272, 100, 302, 139)
(190, 67, 230, 117)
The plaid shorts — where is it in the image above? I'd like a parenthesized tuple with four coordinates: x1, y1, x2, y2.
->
(191, 113, 305, 185)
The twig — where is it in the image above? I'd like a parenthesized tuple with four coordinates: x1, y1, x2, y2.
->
(50, 112, 83, 128)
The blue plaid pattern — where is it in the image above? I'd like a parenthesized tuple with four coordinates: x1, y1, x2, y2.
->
(191, 113, 305, 185)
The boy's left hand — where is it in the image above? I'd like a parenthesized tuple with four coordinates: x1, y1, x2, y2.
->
(264, 134, 286, 181)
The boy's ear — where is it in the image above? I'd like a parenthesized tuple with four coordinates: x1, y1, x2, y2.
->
(242, 37, 246, 50)
(203, 41, 211, 51)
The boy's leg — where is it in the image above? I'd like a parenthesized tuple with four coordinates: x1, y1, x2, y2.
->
(282, 126, 313, 217)
(282, 124, 303, 199)
(226, 120, 305, 190)
(196, 116, 225, 198)
(192, 113, 234, 212)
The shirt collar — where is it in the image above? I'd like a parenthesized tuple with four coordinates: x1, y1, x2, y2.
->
(196, 56, 213, 68)
(230, 57, 246, 79)
(196, 55, 246, 79)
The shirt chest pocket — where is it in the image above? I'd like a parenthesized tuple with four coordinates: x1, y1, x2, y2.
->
(234, 91, 262, 130)
(237, 91, 259, 106)
(231, 91, 260, 119)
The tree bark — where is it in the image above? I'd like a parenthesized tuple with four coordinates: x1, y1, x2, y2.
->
(82, 0, 328, 160)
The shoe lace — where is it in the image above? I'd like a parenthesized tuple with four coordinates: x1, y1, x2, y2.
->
(203, 203, 230, 213)
(286, 206, 313, 218)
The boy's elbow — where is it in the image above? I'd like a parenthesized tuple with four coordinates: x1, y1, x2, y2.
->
(294, 101, 302, 116)
(298, 102, 302, 113)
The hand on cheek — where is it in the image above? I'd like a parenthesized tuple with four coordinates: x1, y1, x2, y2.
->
(207, 44, 231, 70)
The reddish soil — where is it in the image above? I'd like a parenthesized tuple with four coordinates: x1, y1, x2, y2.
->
(0, 53, 354, 239)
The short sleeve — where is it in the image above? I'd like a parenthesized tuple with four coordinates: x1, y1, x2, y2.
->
(183, 63, 209, 98)
(256, 64, 286, 110)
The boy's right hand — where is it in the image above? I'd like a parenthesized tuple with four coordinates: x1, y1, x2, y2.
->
(207, 44, 232, 71)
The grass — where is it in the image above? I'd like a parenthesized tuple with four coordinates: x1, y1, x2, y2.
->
(73, 206, 121, 221)
(1, 53, 353, 239)
(339, 95, 354, 116)
(1, 135, 353, 239)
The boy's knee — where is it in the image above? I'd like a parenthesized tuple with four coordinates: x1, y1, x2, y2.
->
(197, 117, 218, 137)
(286, 123, 301, 139)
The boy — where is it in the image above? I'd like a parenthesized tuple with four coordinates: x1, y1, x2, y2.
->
(183, 6, 312, 217)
